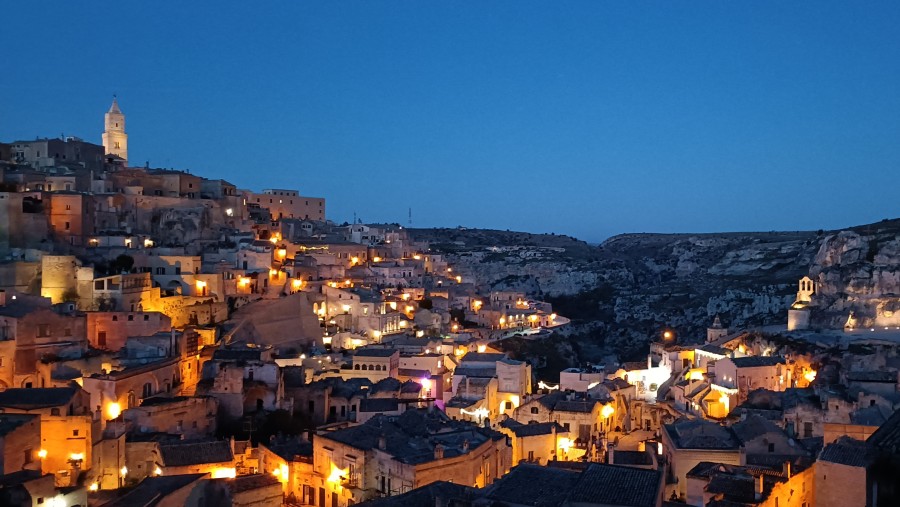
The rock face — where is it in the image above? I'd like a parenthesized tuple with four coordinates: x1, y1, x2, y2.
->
(413, 227, 824, 356)
(807, 220, 900, 329)
(415, 220, 900, 358)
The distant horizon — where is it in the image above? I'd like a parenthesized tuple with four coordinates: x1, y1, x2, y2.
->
(2, 2, 899, 242)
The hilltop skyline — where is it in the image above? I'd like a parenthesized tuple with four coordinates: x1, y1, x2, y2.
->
(2, 2, 900, 242)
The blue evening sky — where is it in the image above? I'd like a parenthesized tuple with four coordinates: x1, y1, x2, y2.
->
(2, 2, 899, 242)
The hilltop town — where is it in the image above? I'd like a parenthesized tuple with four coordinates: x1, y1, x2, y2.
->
(0, 100, 898, 507)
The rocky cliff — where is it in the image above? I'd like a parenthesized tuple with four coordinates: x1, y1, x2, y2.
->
(807, 220, 900, 329)
(412, 226, 828, 359)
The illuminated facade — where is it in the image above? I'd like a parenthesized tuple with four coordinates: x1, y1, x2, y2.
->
(0, 387, 95, 484)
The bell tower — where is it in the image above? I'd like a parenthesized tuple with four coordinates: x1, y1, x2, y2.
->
(102, 96, 128, 163)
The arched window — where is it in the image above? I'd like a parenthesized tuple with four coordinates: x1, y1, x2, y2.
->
(354, 364, 360, 370)
(127, 391, 136, 408)
(142, 382, 153, 398)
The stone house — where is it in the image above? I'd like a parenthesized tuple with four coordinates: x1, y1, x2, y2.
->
(0, 292, 86, 388)
(308, 409, 511, 507)
(716, 356, 789, 405)
(124, 395, 218, 440)
(85, 311, 171, 351)
(0, 414, 41, 475)
(498, 419, 569, 465)
(0, 387, 95, 483)
(661, 418, 742, 500)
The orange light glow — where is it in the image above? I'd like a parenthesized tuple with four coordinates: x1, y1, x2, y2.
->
(211, 467, 237, 479)
(327, 462, 348, 484)
(601, 404, 615, 419)
(106, 402, 121, 420)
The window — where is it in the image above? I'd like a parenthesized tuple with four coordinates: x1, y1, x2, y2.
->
(73, 429, 79, 436)
(128, 314, 134, 321)
(98, 331, 106, 348)
(144, 315, 149, 321)
(37, 324, 50, 337)
(50, 408, 60, 416)
(142, 382, 153, 398)
(65, 204, 71, 210)
(24, 448, 33, 464)
(156, 267, 165, 275)
(528, 451, 534, 461)
(175, 267, 181, 275)
(768, 443, 775, 453)
(65, 221, 70, 230)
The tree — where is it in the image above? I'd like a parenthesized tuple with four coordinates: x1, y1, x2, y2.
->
(111, 254, 134, 274)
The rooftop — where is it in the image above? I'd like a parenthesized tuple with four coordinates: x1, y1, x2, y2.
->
(0, 387, 79, 410)
(664, 418, 739, 450)
(354, 348, 398, 358)
(355, 480, 477, 507)
(100, 474, 207, 507)
(568, 463, 662, 507)
(159, 439, 234, 467)
(319, 409, 501, 465)
(728, 356, 786, 368)
(483, 464, 580, 506)
(819, 437, 872, 468)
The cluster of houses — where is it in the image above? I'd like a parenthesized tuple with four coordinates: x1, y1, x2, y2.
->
(1, 100, 899, 507)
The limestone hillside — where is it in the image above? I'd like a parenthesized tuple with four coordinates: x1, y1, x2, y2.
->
(410, 221, 900, 358)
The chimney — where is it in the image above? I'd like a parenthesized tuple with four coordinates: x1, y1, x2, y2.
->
(378, 434, 387, 450)
(0, 289, 5, 307)
(462, 439, 470, 452)
(783, 461, 792, 479)
(647, 355, 652, 369)
(755, 474, 764, 501)
(434, 444, 444, 460)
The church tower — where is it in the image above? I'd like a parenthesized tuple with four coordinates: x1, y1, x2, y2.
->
(102, 96, 128, 163)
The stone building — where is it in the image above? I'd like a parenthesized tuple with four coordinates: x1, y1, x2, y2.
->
(0, 414, 41, 475)
(308, 408, 511, 507)
(85, 311, 171, 351)
(247, 189, 325, 222)
(0, 292, 86, 388)
(124, 395, 218, 440)
(661, 418, 742, 500)
(0, 387, 95, 483)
